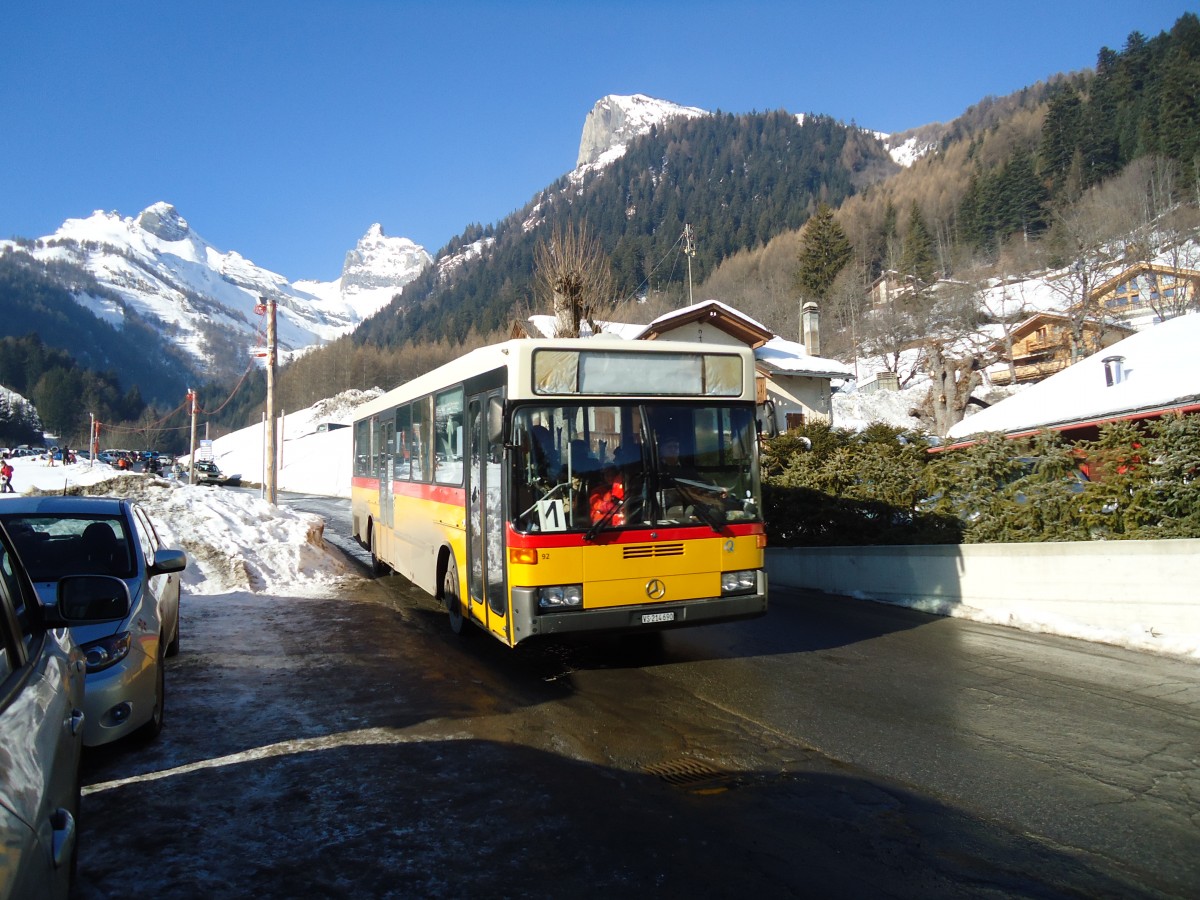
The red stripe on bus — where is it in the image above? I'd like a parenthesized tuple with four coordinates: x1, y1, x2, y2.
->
(351, 477, 465, 506)
(506, 521, 763, 548)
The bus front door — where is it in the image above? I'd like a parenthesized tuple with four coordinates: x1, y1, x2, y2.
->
(467, 391, 509, 643)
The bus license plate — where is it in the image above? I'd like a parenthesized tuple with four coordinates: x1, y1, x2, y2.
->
(641, 611, 675, 624)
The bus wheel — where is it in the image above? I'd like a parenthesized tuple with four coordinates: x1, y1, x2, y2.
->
(444, 555, 466, 635)
(369, 527, 387, 576)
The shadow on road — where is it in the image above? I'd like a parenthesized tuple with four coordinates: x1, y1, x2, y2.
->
(76, 737, 1166, 899)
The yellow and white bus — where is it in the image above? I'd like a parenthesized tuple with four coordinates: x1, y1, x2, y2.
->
(351, 338, 767, 647)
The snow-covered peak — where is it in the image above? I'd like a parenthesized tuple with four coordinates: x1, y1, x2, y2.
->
(343, 223, 428, 279)
(330, 223, 433, 318)
(135, 202, 191, 241)
(6, 205, 431, 380)
(576, 93, 708, 169)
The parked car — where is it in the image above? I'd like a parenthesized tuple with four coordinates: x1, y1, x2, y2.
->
(0, 497, 187, 746)
(0, 520, 132, 899)
(193, 459, 242, 487)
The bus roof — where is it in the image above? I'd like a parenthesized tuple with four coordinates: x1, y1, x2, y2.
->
(353, 338, 757, 423)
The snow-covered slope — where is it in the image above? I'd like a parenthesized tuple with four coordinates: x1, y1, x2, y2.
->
(2, 203, 431, 379)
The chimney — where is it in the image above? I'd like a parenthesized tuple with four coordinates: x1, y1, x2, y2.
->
(801, 301, 821, 356)
(1102, 355, 1125, 387)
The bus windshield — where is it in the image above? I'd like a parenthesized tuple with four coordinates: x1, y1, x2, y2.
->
(511, 402, 760, 535)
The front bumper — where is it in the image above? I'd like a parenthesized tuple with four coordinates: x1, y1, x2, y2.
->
(81, 638, 159, 746)
(511, 588, 767, 640)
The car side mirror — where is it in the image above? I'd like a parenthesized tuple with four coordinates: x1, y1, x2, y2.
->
(148, 548, 187, 577)
(54, 575, 132, 623)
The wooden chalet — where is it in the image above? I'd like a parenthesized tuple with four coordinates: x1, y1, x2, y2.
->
(987, 312, 1134, 386)
(1089, 262, 1200, 327)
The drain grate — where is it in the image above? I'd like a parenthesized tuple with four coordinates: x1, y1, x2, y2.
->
(643, 758, 733, 789)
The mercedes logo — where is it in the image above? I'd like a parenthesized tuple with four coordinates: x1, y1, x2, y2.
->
(646, 579, 667, 600)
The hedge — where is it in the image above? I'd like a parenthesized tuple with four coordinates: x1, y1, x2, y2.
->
(762, 417, 1200, 546)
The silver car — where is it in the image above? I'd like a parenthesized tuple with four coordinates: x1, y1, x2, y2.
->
(0, 497, 186, 746)
(0, 521, 132, 898)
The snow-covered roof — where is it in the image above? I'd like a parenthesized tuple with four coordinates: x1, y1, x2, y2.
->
(639, 298, 773, 338)
(755, 336, 854, 378)
(948, 312, 1200, 440)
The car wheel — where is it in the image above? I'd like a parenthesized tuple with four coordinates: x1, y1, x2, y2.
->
(444, 554, 467, 635)
(136, 643, 165, 743)
(166, 607, 180, 658)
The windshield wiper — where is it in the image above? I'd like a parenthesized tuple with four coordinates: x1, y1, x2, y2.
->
(660, 473, 727, 531)
(583, 494, 626, 541)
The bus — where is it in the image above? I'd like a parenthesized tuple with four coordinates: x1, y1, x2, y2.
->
(350, 338, 767, 647)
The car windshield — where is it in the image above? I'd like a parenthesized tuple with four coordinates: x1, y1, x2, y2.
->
(510, 402, 760, 535)
(0, 514, 135, 581)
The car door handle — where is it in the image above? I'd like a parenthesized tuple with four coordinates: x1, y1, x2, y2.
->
(50, 807, 77, 869)
(69, 709, 85, 737)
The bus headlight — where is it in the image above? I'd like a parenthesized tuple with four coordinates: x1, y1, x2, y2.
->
(538, 584, 583, 610)
(721, 570, 757, 596)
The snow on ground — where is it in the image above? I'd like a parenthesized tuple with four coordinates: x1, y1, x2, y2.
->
(181, 389, 378, 500)
(3, 452, 361, 600)
(0, 388, 371, 601)
(1, 390, 381, 597)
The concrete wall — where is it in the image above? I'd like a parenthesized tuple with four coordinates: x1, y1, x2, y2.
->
(766, 540, 1200, 657)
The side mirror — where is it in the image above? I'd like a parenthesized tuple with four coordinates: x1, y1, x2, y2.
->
(487, 396, 505, 445)
(54, 575, 131, 623)
(148, 548, 187, 577)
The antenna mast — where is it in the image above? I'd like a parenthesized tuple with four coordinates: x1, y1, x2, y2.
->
(683, 223, 696, 306)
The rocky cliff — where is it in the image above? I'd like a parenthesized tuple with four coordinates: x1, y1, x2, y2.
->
(576, 93, 707, 168)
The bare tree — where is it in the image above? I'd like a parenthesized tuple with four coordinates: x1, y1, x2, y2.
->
(919, 277, 993, 435)
(859, 292, 928, 385)
(978, 238, 1046, 384)
(1045, 185, 1123, 361)
(1097, 156, 1181, 266)
(1116, 155, 1200, 322)
(926, 340, 981, 437)
(825, 263, 870, 371)
(533, 222, 617, 337)
(1157, 203, 1200, 320)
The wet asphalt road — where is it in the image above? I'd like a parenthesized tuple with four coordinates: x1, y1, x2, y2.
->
(73, 495, 1200, 898)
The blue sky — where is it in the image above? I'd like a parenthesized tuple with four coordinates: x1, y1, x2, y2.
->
(3, 1, 1193, 281)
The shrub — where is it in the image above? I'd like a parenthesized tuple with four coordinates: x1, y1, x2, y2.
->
(762, 418, 1200, 546)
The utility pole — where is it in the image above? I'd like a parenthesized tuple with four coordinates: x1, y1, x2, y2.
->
(263, 295, 278, 505)
(187, 389, 198, 484)
(683, 223, 696, 306)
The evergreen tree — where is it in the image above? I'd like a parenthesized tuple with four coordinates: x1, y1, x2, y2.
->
(997, 146, 1050, 240)
(31, 367, 84, 438)
(1114, 31, 1153, 162)
(1085, 46, 1123, 183)
(794, 203, 853, 302)
(1156, 41, 1200, 169)
(1038, 84, 1085, 197)
(899, 202, 936, 283)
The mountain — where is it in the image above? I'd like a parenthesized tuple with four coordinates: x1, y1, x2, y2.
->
(0, 92, 899, 404)
(353, 101, 898, 349)
(575, 93, 708, 168)
(0, 204, 431, 384)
